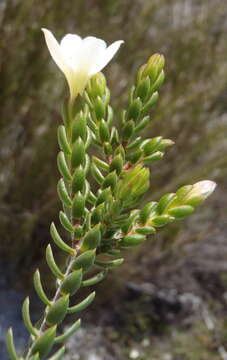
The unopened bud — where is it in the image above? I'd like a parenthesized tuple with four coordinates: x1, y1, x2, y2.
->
(183, 180, 216, 206)
(143, 54, 165, 82)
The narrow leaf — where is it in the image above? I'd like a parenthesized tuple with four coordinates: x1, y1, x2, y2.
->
(57, 179, 72, 207)
(57, 152, 72, 183)
(82, 271, 108, 287)
(33, 270, 51, 306)
(54, 319, 81, 344)
(46, 244, 65, 280)
(32, 326, 56, 358)
(95, 258, 124, 269)
(50, 222, 76, 255)
(58, 125, 71, 155)
(59, 211, 74, 233)
(48, 346, 65, 360)
(6, 328, 19, 360)
(22, 297, 38, 336)
(67, 291, 95, 314)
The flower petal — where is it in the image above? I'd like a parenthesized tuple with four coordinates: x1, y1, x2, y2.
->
(60, 34, 83, 70)
(42, 28, 70, 75)
(78, 37, 107, 73)
(42, 28, 78, 101)
(90, 40, 124, 75)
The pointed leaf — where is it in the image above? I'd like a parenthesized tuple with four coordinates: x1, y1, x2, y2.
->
(82, 271, 108, 287)
(54, 319, 81, 344)
(22, 297, 38, 336)
(67, 291, 96, 314)
(32, 326, 56, 358)
(6, 328, 19, 360)
(46, 244, 64, 280)
(48, 346, 65, 360)
(33, 270, 51, 306)
(95, 258, 124, 269)
(50, 222, 76, 255)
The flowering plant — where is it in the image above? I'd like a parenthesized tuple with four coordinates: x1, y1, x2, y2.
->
(6, 29, 216, 360)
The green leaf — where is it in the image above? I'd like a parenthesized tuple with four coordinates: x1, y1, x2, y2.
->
(46, 295, 69, 325)
(22, 297, 38, 336)
(102, 171, 117, 191)
(57, 179, 72, 208)
(136, 226, 156, 235)
(136, 76, 150, 102)
(72, 111, 87, 142)
(72, 192, 85, 219)
(94, 96, 106, 120)
(143, 151, 163, 164)
(32, 326, 56, 358)
(81, 225, 101, 251)
(72, 166, 85, 193)
(119, 234, 145, 247)
(67, 291, 96, 314)
(99, 119, 109, 142)
(71, 137, 85, 168)
(59, 211, 74, 233)
(141, 91, 159, 116)
(126, 137, 142, 151)
(82, 271, 108, 287)
(109, 155, 123, 175)
(95, 258, 124, 269)
(134, 115, 150, 134)
(127, 98, 142, 123)
(48, 346, 65, 360)
(91, 162, 105, 184)
(71, 250, 96, 272)
(122, 120, 134, 141)
(92, 156, 109, 172)
(57, 152, 72, 183)
(142, 137, 162, 155)
(151, 215, 173, 227)
(60, 269, 82, 296)
(157, 193, 177, 214)
(54, 319, 81, 344)
(33, 270, 52, 306)
(50, 222, 76, 255)
(6, 328, 19, 360)
(168, 205, 194, 219)
(46, 244, 65, 280)
(57, 125, 71, 155)
(139, 201, 157, 224)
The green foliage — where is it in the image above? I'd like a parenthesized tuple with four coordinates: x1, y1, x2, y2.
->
(6, 51, 216, 360)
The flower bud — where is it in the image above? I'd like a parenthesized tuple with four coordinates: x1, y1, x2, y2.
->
(143, 54, 165, 82)
(87, 72, 107, 99)
(183, 180, 216, 206)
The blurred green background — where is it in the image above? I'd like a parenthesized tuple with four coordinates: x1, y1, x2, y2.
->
(1, 0, 227, 359)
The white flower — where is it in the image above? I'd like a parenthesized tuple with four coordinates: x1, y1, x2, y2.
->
(42, 28, 124, 102)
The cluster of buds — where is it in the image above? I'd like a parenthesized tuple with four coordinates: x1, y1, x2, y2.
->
(6, 29, 216, 360)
